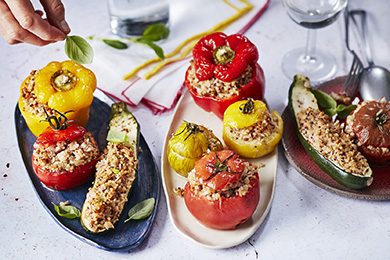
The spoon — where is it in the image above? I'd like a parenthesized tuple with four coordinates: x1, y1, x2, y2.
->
(349, 10, 390, 100)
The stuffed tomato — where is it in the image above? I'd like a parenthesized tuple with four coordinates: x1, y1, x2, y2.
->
(32, 111, 99, 190)
(184, 32, 265, 118)
(183, 150, 260, 230)
(223, 99, 283, 158)
(168, 121, 223, 177)
(346, 99, 390, 165)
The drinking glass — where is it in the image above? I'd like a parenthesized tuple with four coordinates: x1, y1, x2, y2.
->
(107, 0, 169, 37)
(281, 0, 348, 82)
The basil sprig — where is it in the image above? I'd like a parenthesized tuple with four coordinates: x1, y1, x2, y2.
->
(102, 39, 128, 50)
(125, 198, 155, 222)
(65, 35, 94, 64)
(311, 89, 356, 119)
(91, 23, 169, 59)
(52, 201, 81, 219)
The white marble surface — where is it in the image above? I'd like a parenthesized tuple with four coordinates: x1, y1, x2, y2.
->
(0, 0, 389, 259)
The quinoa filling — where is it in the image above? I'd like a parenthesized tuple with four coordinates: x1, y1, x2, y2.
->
(188, 61, 253, 99)
(227, 110, 279, 142)
(20, 70, 53, 118)
(33, 132, 99, 172)
(82, 143, 137, 232)
(297, 107, 370, 176)
(187, 161, 260, 201)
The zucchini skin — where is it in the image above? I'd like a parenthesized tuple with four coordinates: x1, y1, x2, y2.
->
(80, 102, 140, 233)
(297, 130, 373, 189)
(288, 75, 373, 190)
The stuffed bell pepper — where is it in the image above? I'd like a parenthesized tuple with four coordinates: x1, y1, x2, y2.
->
(223, 99, 283, 158)
(19, 60, 96, 136)
(185, 32, 265, 118)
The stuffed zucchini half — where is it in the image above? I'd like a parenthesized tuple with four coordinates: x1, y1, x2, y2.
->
(81, 102, 140, 233)
(289, 75, 373, 189)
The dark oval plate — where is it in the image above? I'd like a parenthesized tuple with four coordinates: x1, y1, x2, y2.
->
(15, 97, 161, 251)
(282, 76, 390, 200)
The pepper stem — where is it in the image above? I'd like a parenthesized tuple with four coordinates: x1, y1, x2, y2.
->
(52, 70, 76, 91)
(213, 46, 235, 65)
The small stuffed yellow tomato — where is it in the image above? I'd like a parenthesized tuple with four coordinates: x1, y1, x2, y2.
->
(223, 99, 283, 158)
(167, 121, 223, 177)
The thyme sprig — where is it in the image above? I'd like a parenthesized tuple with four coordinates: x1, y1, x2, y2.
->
(239, 98, 255, 114)
(204, 153, 240, 181)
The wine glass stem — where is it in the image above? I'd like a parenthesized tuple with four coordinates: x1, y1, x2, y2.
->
(304, 29, 317, 62)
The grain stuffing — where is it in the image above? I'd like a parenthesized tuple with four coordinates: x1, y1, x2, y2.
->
(20, 70, 53, 118)
(297, 107, 370, 176)
(81, 143, 137, 232)
(187, 61, 253, 99)
(227, 110, 280, 142)
(187, 161, 260, 201)
(32, 132, 99, 172)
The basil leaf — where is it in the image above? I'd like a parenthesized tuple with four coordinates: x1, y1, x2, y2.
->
(125, 198, 155, 222)
(136, 39, 164, 59)
(142, 23, 169, 41)
(102, 39, 128, 50)
(337, 104, 357, 119)
(311, 89, 337, 110)
(324, 107, 337, 116)
(52, 202, 81, 219)
(65, 35, 94, 64)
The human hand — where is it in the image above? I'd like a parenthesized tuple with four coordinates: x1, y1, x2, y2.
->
(0, 0, 70, 46)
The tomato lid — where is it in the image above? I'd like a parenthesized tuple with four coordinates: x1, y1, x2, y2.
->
(194, 150, 244, 191)
(36, 124, 86, 145)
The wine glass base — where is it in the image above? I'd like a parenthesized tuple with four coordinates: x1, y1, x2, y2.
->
(282, 47, 337, 82)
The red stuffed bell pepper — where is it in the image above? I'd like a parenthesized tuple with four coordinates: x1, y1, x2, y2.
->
(32, 110, 100, 190)
(185, 32, 265, 118)
(183, 150, 260, 230)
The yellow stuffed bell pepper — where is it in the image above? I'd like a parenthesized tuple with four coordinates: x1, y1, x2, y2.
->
(18, 60, 96, 136)
(223, 99, 284, 158)
(167, 121, 223, 177)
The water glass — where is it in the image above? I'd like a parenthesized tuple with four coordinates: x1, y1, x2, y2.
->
(107, 0, 170, 37)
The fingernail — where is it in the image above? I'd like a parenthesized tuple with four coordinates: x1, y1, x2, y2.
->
(60, 20, 70, 33)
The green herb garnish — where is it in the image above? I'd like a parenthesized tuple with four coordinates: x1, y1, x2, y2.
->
(111, 168, 120, 174)
(52, 201, 81, 219)
(311, 89, 356, 118)
(90, 23, 169, 59)
(65, 35, 94, 64)
(124, 198, 155, 222)
(102, 39, 128, 50)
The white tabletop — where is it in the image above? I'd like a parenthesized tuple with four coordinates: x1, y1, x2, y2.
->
(1, 0, 389, 259)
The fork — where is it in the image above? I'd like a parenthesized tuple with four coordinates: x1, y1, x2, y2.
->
(342, 9, 364, 97)
(343, 51, 364, 96)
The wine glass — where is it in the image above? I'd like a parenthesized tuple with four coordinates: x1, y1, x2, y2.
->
(281, 0, 348, 82)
